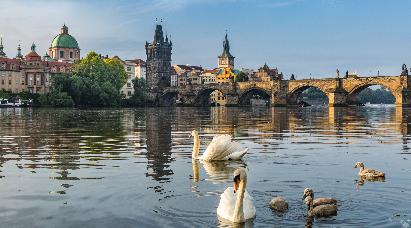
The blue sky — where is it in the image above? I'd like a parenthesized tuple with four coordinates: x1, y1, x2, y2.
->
(1, 0, 411, 78)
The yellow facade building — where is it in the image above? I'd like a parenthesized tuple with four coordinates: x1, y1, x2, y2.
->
(216, 67, 237, 83)
(210, 90, 226, 106)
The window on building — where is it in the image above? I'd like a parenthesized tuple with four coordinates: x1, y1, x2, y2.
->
(60, 51, 64, 59)
(1, 80, 4, 85)
(127, 91, 132, 96)
(8, 80, 11, 85)
(127, 67, 131, 71)
(70, 51, 73, 59)
(127, 83, 131, 88)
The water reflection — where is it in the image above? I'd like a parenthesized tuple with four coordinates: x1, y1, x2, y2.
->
(355, 176, 386, 189)
(192, 159, 247, 183)
(145, 108, 174, 182)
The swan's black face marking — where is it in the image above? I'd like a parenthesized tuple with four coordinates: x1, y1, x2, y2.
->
(233, 174, 240, 193)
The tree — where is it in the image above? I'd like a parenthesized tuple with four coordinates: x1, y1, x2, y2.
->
(52, 52, 128, 107)
(122, 78, 147, 107)
(235, 72, 249, 82)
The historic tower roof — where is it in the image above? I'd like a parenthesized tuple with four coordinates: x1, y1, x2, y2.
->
(0, 37, 7, 57)
(219, 33, 233, 58)
(145, 22, 172, 97)
(25, 43, 41, 61)
(16, 43, 23, 59)
(51, 24, 79, 49)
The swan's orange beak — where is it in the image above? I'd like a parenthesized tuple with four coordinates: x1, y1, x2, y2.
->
(233, 175, 240, 193)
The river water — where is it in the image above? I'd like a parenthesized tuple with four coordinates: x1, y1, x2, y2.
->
(0, 107, 410, 227)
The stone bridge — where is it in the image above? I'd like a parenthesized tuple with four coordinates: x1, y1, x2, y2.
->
(159, 75, 411, 107)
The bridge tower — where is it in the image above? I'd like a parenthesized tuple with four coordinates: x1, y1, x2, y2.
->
(217, 33, 234, 70)
(145, 22, 172, 103)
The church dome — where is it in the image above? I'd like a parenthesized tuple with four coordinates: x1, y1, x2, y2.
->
(51, 25, 79, 49)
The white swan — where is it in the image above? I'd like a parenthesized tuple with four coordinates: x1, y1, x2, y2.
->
(217, 168, 256, 223)
(191, 130, 248, 161)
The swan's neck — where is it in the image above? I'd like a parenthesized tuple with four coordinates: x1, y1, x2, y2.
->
(192, 134, 200, 159)
(306, 197, 314, 217)
(233, 178, 246, 223)
(358, 166, 364, 172)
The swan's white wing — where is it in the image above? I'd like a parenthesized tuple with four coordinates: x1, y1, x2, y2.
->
(202, 135, 247, 161)
(217, 187, 236, 221)
(225, 148, 248, 160)
(217, 187, 256, 222)
(243, 191, 256, 220)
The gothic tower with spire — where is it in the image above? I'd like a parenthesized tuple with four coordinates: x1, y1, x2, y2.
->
(145, 23, 172, 101)
(16, 43, 23, 59)
(218, 33, 234, 69)
(0, 37, 7, 58)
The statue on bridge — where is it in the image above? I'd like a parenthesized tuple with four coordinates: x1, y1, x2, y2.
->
(336, 69, 340, 78)
(401, 64, 408, 76)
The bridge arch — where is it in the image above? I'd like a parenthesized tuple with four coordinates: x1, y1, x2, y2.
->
(194, 88, 227, 106)
(287, 85, 329, 106)
(238, 87, 271, 106)
(346, 83, 398, 105)
(160, 91, 179, 106)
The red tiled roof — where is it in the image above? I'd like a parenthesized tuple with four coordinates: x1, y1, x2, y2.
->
(176, 65, 203, 71)
(25, 51, 41, 61)
(126, 59, 146, 66)
(0, 57, 21, 71)
(47, 61, 72, 73)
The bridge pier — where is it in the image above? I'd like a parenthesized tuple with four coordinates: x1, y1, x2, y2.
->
(225, 94, 239, 106)
(327, 90, 347, 107)
(397, 89, 411, 107)
(271, 82, 287, 106)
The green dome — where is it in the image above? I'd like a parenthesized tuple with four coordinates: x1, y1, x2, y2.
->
(51, 33, 79, 49)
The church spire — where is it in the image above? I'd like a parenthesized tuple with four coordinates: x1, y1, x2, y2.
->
(0, 37, 7, 57)
(220, 32, 233, 58)
(153, 23, 164, 44)
(16, 43, 23, 59)
(31, 42, 36, 52)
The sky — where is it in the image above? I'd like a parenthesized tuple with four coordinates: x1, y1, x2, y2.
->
(1, 0, 411, 78)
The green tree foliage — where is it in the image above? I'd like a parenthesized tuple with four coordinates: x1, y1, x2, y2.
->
(357, 88, 395, 104)
(122, 78, 147, 107)
(38, 91, 74, 107)
(52, 52, 128, 107)
(301, 87, 327, 100)
(235, 72, 249, 82)
(301, 86, 395, 104)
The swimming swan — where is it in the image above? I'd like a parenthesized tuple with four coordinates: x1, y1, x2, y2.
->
(303, 188, 337, 207)
(303, 188, 337, 218)
(217, 168, 256, 223)
(191, 130, 248, 161)
(269, 196, 289, 213)
(354, 162, 385, 178)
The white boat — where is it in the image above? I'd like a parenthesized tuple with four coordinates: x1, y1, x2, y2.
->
(0, 98, 23, 107)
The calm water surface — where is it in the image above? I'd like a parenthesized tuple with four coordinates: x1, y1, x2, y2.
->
(0, 107, 410, 227)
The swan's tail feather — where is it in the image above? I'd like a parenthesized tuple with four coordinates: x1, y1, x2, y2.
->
(226, 148, 248, 160)
(202, 135, 247, 161)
